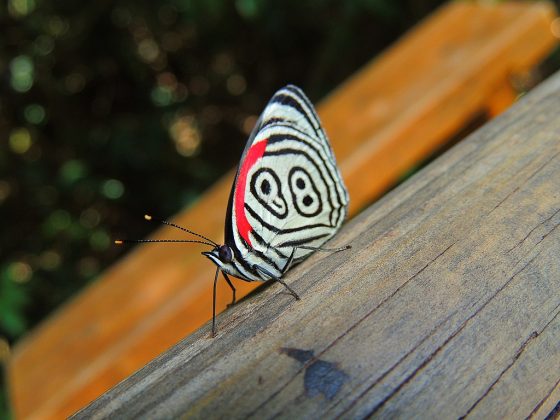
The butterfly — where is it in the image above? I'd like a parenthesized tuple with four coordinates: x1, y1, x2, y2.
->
(117, 85, 350, 335)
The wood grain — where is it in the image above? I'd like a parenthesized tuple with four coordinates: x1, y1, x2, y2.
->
(8, 2, 559, 418)
(74, 68, 560, 419)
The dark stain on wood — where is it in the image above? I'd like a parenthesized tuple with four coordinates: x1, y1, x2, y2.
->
(279, 348, 314, 364)
(280, 347, 349, 400)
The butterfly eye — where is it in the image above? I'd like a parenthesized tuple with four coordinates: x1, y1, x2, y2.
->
(218, 245, 233, 263)
(289, 166, 322, 217)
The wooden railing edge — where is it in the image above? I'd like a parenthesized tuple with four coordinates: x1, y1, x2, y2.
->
(73, 67, 560, 420)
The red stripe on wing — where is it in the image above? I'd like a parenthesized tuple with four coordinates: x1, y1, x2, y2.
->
(235, 138, 268, 247)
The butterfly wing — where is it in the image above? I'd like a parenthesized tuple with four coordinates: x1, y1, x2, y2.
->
(225, 85, 348, 281)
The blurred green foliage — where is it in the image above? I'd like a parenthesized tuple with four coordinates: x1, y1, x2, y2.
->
(4, 0, 559, 416)
(1, 0, 450, 346)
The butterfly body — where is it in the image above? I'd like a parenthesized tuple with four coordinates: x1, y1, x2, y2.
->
(203, 85, 348, 283)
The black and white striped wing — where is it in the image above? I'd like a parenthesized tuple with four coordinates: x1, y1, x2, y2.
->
(225, 85, 349, 281)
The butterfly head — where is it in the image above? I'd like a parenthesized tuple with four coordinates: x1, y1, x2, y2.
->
(202, 244, 236, 273)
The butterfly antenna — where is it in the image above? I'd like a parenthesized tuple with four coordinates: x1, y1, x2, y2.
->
(115, 239, 215, 247)
(143, 214, 219, 246)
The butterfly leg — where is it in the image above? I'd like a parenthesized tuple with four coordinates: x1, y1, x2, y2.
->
(281, 244, 351, 274)
(222, 272, 236, 308)
(253, 264, 300, 300)
(296, 244, 351, 252)
(212, 267, 220, 337)
(281, 247, 297, 275)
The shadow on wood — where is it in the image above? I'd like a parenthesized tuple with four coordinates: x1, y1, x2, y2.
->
(8, 2, 559, 418)
(75, 67, 560, 420)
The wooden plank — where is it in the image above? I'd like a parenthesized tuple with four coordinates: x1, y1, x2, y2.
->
(74, 67, 560, 420)
(8, 2, 559, 419)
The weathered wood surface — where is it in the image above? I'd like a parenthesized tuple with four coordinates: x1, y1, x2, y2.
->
(9, 2, 560, 419)
(74, 68, 560, 420)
